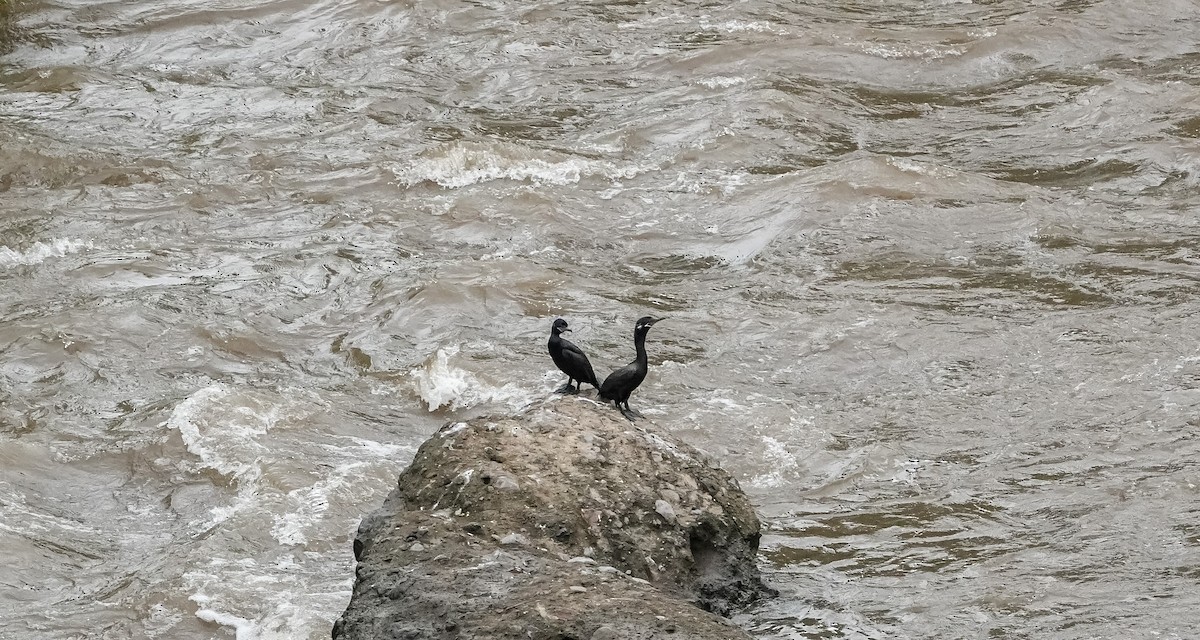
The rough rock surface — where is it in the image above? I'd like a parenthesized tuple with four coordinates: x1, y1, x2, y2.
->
(333, 398, 772, 640)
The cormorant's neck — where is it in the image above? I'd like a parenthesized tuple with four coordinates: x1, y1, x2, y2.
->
(633, 330, 648, 366)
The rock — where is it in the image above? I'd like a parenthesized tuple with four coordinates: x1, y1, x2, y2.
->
(492, 473, 520, 491)
(498, 532, 528, 546)
(334, 398, 772, 640)
(655, 499, 677, 524)
(591, 625, 619, 640)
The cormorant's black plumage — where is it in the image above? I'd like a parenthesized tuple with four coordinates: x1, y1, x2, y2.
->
(599, 316, 663, 420)
(548, 318, 599, 394)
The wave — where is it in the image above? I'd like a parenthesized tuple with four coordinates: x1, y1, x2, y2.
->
(0, 238, 91, 268)
(410, 345, 538, 412)
(167, 385, 270, 485)
(395, 141, 641, 189)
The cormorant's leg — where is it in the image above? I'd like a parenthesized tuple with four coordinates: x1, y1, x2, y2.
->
(622, 400, 643, 419)
(606, 398, 632, 419)
(618, 407, 637, 422)
(555, 379, 577, 394)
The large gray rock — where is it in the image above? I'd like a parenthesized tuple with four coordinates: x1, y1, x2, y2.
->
(334, 398, 772, 640)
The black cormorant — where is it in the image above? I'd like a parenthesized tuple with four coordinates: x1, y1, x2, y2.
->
(599, 316, 664, 420)
(547, 318, 600, 394)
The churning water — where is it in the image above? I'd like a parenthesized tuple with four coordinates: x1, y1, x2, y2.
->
(2, 0, 1199, 638)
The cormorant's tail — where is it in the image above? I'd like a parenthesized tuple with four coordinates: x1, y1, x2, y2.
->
(582, 364, 600, 390)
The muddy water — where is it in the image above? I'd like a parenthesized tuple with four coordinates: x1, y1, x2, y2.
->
(2, 0, 1199, 638)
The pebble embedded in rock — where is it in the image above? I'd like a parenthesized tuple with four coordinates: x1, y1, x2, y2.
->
(655, 499, 676, 524)
(493, 474, 520, 491)
(497, 532, 528, 546)
(590, 625, 619, 640)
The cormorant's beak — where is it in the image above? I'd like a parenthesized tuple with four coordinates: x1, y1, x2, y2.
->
(651, 317, 665, 325)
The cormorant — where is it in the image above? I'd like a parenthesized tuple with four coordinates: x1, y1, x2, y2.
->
(599, 316, 664, 420)
(547, 318, 600, 394)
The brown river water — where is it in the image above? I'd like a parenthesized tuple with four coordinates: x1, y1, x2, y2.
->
(2, 0, 1200, 638)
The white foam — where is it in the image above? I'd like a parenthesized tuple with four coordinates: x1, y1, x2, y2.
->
(886, 156, 958, 178)
(143, 603, 185, 638)
(702, 396, 748, 411)
(696, 76, 748, 89)
(396, 141, 639, 189)
(748, 436, 801, 489)
(270, 468, 343, 546)
(162, 388, 406, 640)
(885, 458, 926, 486)
(270, 448, 400, 546)
(855, 41, 966, 60)
(167, 385, 270, 481)
(185, 552, 355, 640)
(333, 436, 413, 458)
(669, 169, 749, 196)
(165, 384, 285, 528)
(167, 386, 406, 545)
(194, 606, 255, 640)
(0, 238, 91, 267)
(410, 346, 536, 412)
(699, 18, 779, 34)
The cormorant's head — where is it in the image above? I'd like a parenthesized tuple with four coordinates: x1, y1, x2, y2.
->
(551, 318, 570, 334)
(634, 316, 664, 333)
